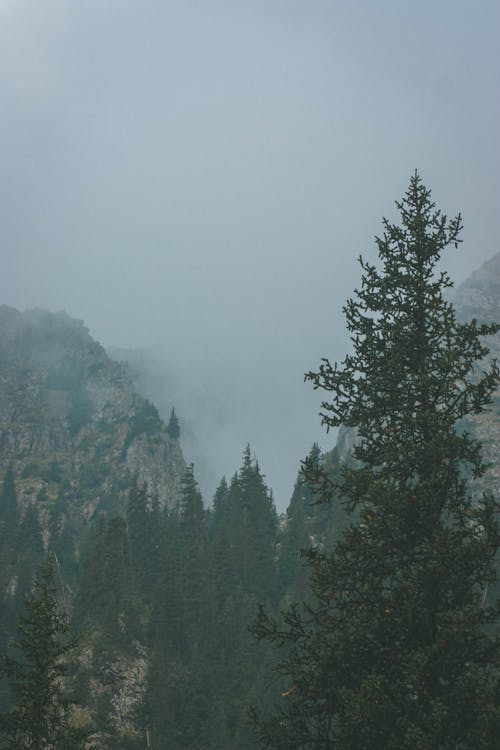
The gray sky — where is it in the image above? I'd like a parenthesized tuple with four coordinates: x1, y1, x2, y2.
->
(2, 0, 499, 509)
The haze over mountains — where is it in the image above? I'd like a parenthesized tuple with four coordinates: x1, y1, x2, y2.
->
(2, 2, 499, 507)
(2, 250, 499, 513)
(1, 248, 499, 748)
(1, 5, 499, 746)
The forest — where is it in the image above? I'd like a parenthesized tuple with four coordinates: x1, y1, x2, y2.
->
(1, 175, 499, 749)
(0, 440, 345, 748)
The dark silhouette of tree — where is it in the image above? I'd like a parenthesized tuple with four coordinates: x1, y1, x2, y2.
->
(167, 407, 180, 440)
(0, 554, 84, 749)
(0, 467, 17, 537)
(253, 173, 500, 749)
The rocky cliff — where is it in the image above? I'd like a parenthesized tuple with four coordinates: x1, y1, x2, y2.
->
(0, 306, 185, 531)
(453, 252, 500, 500)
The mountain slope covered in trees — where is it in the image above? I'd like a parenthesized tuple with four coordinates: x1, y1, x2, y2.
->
(0, 247, 499, 748)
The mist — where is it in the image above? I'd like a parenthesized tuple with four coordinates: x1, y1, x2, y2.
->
(2, 0, 499, 508)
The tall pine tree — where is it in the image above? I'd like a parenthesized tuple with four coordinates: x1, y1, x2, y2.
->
(0, 554, 84, 749)
(254, 173, 500, 749)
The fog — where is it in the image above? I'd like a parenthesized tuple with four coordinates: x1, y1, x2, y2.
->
(2, 1, 499, 509)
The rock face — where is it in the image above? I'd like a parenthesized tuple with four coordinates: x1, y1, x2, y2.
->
(453, 252, 500, 332)
(453, 252, 500, 500)
(0, 306, 185, 526)
(0, 307, 187, 746)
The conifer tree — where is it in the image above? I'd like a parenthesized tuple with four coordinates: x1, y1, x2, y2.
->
(15, 505, 45, 600)
(167, 407, 180, 440)
(101, 516, 137, 642)
(254, 174, 500, 749)
(279, 447, 320, 600)
(236, 446, 278, 601)
(0, 467, 17, 537)
(0, 554, 84, 749)
(211, 477, 236, 608)
(0, 467, 19, 705)
(126, 475, 151, 596)
(75, 514, 108, 624)
(180, 464, 204, 542)
(77, 515, 137, 642)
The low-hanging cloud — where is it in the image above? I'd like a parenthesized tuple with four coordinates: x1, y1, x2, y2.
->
(2, 1, 499, 508)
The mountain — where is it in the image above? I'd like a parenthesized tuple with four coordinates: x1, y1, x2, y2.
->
(0, 251, 498, 748)
(453, 251, 500, 330)
(0, 306, 185, 528)
(453, 252, 500, 499)
(0, 306, 190, 746)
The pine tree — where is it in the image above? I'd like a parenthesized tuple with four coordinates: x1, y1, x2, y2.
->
(167, 407, 180, 440)
(180, 464, 204, 542)
(101, 516, 138, 642)
(0, 467, 17, 537)
(77, 515, 137, 643)
(253, 174, 500, 749)
(0, 467, 19, 709)
(126, 475, 151, 596)
(0, 554, 84, 749)
(75, 514, 108, 624)
(144, 509, 184, 747)
(278, 447, 321, 601)
(235, 446, 278, 602)
(178, 463, 210, 649)
(15, 505, 45, 600)
(211, 477, 236, 608)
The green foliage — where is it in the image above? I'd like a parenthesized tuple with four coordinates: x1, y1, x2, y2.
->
(0, 554, 85, 749)
(253, 174, 500, 749)
(15, 505, 45, 600)
(140, 454, 282, 749)
(0, 467, 17, 537)
(278, 456, 315, 600)
(122, 400, 162, 455)
(0, 467, 19, 699)
(126, 476, 162, 598)
(167, 407, 180, 440)
(77, 514, 138, 643)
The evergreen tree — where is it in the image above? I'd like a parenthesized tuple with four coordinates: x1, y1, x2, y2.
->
(180, 464, 204, 543)
(101, 516, 138, 642)
(144, 509, 184, 747)
(77, 515, 137, 643)
(0, 467, 17, 538)
(178, 463, 211, 648)
(278, 448, 317, 600)
(15, 505, 45, 600)
(212, 477, 237, 608)
(145, 465, 216, 748)
(253, 174, 500, 749)
(75, 514, 108, 624)
(0, 467, 19, 707)
(0, 554, 84, 749)
(48, 494, 78, 589)
(147, 489, 163, 592)
(167, 408, 180, 440)
(126, 475, 151, 596)
(234, 446, 278, 602)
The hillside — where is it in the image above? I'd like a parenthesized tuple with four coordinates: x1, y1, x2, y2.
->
(0, 306, 185, 529)
(0, 251, 499, 748)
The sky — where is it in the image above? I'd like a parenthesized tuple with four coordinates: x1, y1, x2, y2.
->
(2, 0, 499, 509)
